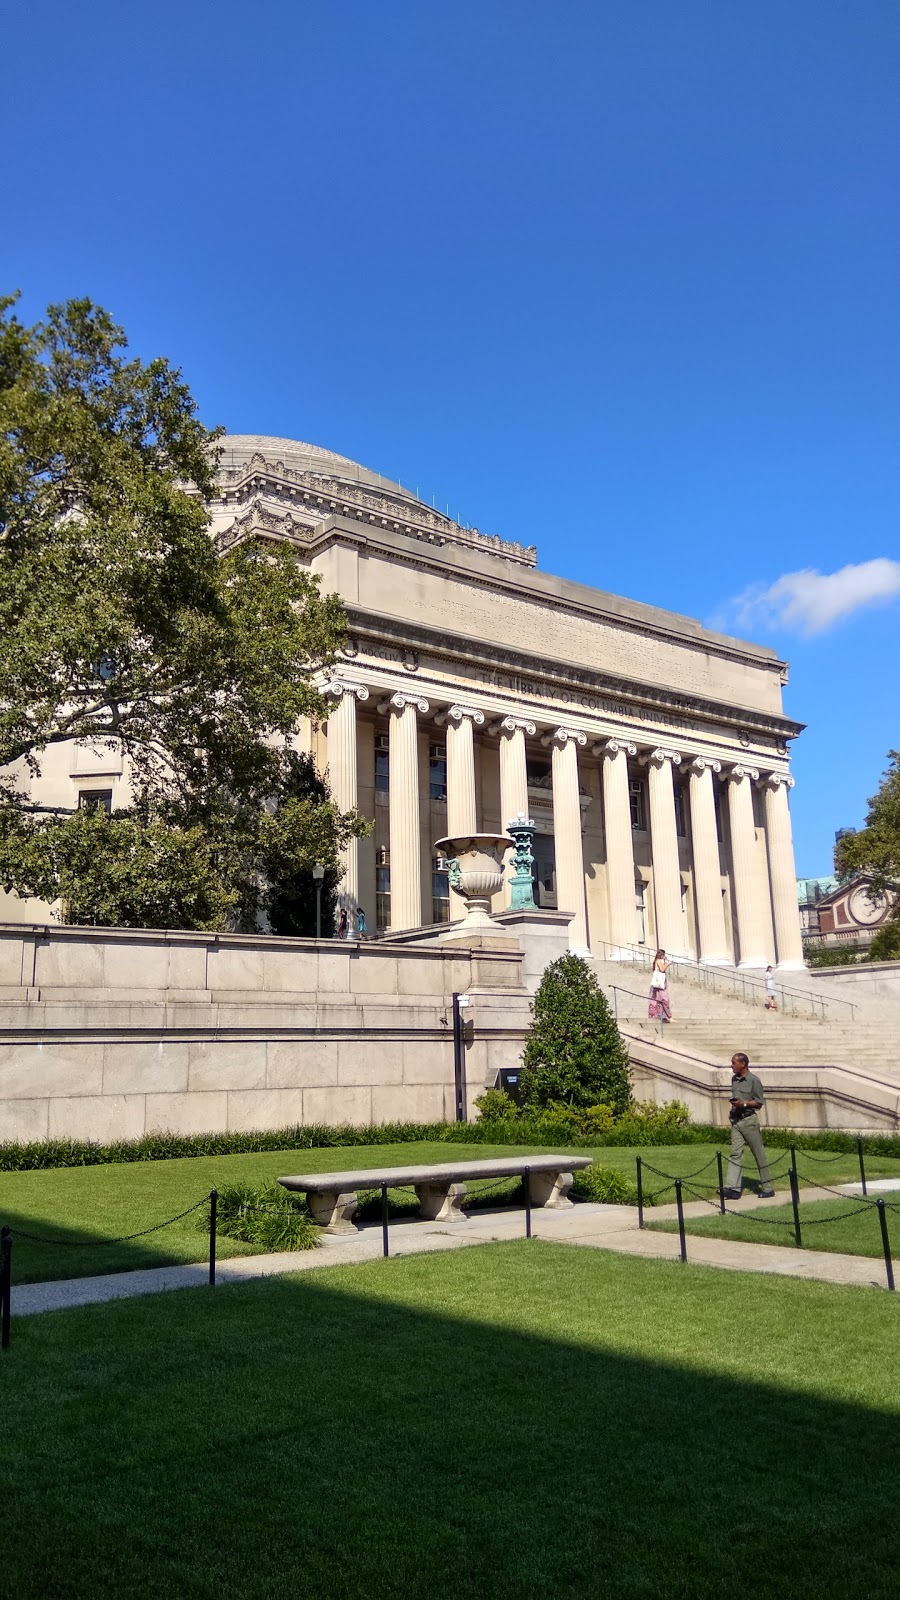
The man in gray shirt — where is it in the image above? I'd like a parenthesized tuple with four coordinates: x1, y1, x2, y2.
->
(723, 1052, 775, 1199)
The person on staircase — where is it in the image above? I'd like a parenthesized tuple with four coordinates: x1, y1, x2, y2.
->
(724, 1052, 775, 1199)
(648, 950, 672, 1023)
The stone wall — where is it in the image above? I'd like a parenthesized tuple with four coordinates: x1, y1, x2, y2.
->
(0, 924, 530, 1142)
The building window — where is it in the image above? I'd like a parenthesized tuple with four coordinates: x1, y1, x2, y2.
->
(432, 855, 450, 923)
(376, 846, 390, 930)
(674, 783, 687, 839)
(526, 758, 552, 790)
(375, 732, 389, 795)
(429, 742, 447, 802)
(78, 789, 113, 814)
(629, 779, 645, 831)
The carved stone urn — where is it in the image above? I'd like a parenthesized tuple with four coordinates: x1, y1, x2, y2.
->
(434, 832, 515, 936)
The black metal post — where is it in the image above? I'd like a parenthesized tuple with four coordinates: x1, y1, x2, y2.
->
(789, 1166, 802, 1249)
(877, 1200, 894, 1291)
(716, 1150, 726, 1214)
(523, 1167, 532, 1239)
(381, 1184, 389, 1258)
(1, 1225, 12, 1350)
(315, 884, 322, 941)
(209, 1190, 218, 1286)
(636, 1157, 644, 1229)
(858, 1137, 868, 1197)
(675, 1179, 687, 1263)
(451, 993, 467, 1123)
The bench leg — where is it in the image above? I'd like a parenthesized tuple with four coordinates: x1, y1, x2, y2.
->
(529, 1170, 574, 1209)
(415, 1182, 468, 1222)
(306, 1189, 359, 1233)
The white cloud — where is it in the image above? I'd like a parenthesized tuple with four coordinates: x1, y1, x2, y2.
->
(723, 558, 900, 637)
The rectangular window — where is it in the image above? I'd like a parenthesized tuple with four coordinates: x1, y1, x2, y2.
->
(78, 789, 113, 814)
(526, 758, 551, 789)
(629, 779, 645, 831)
(429, 742, 447, 802)
(432, 855, 450, 923)
(375, 732, 389, 795)
(376, 854, 391, 931)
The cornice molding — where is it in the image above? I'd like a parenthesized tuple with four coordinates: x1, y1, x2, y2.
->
(343, 609, 804, 742)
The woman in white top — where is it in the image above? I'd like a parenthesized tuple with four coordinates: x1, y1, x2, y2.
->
(648, 949, 672, 1023)
(765, 965, 777, 1011)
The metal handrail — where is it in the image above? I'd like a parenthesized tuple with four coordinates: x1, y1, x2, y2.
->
(609, 984, 665, 1037)
(594, 941, 856, 1020)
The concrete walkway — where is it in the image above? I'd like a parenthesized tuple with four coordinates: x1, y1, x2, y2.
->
(10, 1178, 896, 1316)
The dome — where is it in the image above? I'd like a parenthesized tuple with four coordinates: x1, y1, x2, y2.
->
(217, 434, 423, 508)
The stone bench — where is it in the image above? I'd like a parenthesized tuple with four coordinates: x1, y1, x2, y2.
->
(278, 1154, 593, 1233)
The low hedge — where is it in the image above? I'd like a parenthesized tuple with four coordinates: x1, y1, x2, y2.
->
(0, 1117, 896, 1173)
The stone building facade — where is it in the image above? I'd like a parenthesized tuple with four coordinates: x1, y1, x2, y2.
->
(1, 434, 806, 970)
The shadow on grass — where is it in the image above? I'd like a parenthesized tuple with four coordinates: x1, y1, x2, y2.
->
(2, 1242, 899, 1599)
(0, 1196, 222, 1285)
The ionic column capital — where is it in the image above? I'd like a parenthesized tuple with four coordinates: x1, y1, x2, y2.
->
(759, 771, 795, 791)
(323, 677, 369, 702)
(379, 690, 430, 715)
(434, 703, 485, 727)
(726, 763, 760, 783)
(541, 726, 588, 748)
(489, 714, 537, 737)
(639, 747, 682, 768)
(593, 737, 637, 758)
(682, 755, 722, 776)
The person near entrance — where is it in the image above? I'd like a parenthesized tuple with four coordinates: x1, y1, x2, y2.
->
(724, 1052, 775, 1199)
(648, 949, 672, 1023)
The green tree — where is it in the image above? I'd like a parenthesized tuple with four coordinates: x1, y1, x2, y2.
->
(520, 954, 632, 1114)
(835, 751, 900, 957)
(0, 293, 368, 926)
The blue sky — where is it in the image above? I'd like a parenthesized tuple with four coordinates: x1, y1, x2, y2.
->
(2, 0, 898, 875)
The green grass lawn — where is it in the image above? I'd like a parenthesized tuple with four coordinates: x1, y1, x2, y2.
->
(649, 1192, 900, 1258)
(3, 1140, 900, 1284)
(3, 1242, 900, 1598)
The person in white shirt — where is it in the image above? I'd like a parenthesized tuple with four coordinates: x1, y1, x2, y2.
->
(648, 949, 672, 1023)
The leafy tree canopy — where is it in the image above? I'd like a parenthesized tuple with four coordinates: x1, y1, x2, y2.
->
(835, 750, 900, 949)
(520, 953, 632, 1115)
(0, 293, 368, 928)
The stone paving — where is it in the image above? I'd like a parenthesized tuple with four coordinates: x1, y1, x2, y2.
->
(10, 1178, 897, 1317)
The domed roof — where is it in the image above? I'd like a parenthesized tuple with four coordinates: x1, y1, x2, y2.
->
(218, 434, 421, 506)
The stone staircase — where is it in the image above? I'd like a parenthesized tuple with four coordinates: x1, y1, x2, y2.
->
(590, 955, 897, 1077)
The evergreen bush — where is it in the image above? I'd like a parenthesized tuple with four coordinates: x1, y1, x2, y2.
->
(213, 1183, 319, 1251)
(520, 954, 632, 1113)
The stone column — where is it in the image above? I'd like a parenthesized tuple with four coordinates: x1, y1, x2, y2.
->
(544, 727, 590, 954)
(386, 691, 430, 931)
(725, 765, 769, 968)
(685, 756, 730, 964)
(435, 704, 484, 835)
(323, 679, 369, 916)
(436, 703, 484, 921)
(762, 773, 806, 970)
(640, 748, 686, 956)
(595, 738, 637, 954)
(496, 715, 535, 908)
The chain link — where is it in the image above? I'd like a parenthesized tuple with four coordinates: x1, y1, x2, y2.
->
(9, 1195, 210, 1247)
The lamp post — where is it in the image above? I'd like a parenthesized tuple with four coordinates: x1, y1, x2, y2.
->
(312, 862, 325, 940)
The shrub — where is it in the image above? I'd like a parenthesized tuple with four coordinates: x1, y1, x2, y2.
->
(474, 1088, 520, 1122)
(520, 954, 632, 1113)
(213, 1183, 319, 1251)
(572, 1162, 644, 1207)
(869, 921, 900, 963)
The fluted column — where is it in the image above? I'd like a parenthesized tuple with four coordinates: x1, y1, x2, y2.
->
(641, 747, 686, 956)
(725, 765, 769, 967)
(323, 678, 369, 915)
(386, 691, 429, 931)
(762, 772, 805, 970)
(496, 715, 535, 908)
(435, 704, 484, 920)
(595, 738, 637, 953)
(544, 727, 590, 954)
(685, 756, 730, 964)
